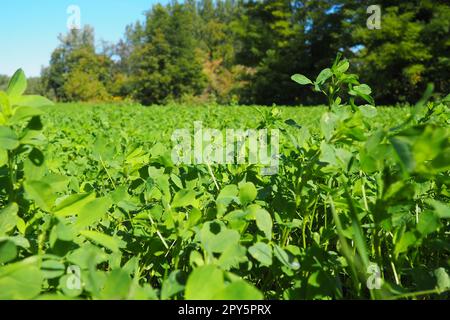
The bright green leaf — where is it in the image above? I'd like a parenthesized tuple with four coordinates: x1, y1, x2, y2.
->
(171, 189, 198, 208)
(291, 74, 312, 85)
(417, 211, 441, 236)
(213, 280, 263, 300)
(249, 242, 272, 266)
(0, 203, 19, 235)
(80, 230, 125, 253)
(434, 268, 450, 291)
(0, 240, 17, 264)
(185, 265, 224, 300)
(395, 232, 417, 256)
(6, 69, 27, 98)
(24, 180, 56, 212)
(54, 193, 96, 217)
(200, 221, 240, 254)
(239, 182, 257, 206)
(0, 126, 19, 150)
(9, 106, 43, 125)
(0, 257, 43, 299)
(75, 197, 112, 230)
(315, 68, 333, 84)
(12, 95, 53, 108)
(427, 200, 450, 219)
(255, 209, 273, 239)
(161, 270, 185, 300)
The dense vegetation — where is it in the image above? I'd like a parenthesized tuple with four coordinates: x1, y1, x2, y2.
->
(3, 0, 449, 106)
(0, 56, 449, 299)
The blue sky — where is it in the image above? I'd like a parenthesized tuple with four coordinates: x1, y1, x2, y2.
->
(0, 0, 168, 77)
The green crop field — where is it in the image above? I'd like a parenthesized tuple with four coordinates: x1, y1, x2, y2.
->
(43, 103, 411, 146)
(0, 61, 449, 301)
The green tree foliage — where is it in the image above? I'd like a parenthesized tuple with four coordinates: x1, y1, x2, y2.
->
(195, 0, 244, 103)
(42, 26, 113, 102)
(351, 0, 450, 103)
(63, 47, 111, 101)
(234, 0, 354, 105)
(38, 0, 449, 105)
(0, 75, 9, 91)
(126, 3, 206, 105)
(233, 0, 295, 104)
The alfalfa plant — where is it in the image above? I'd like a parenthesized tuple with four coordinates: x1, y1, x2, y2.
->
(0, 69, 53, 211)
(292, 53, 374, 110)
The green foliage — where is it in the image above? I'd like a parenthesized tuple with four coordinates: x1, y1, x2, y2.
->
(0, 62, 449, 300)
(127, 3, 207, 105)
(0, 70, 54, 299)
(35, 0, 449, 105)
(41, 26, 113, 102)
(185, 265, 262, 300)
(293, 53, 368, 108)
(63, 69, 110, 102)
(290, 57, 450, 299)
(351, 0, 450, 103)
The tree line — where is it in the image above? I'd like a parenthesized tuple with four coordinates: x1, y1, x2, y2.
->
(12, 0, 450, 105)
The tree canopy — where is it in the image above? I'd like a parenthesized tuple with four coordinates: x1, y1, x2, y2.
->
(33, 0, 449, 105)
